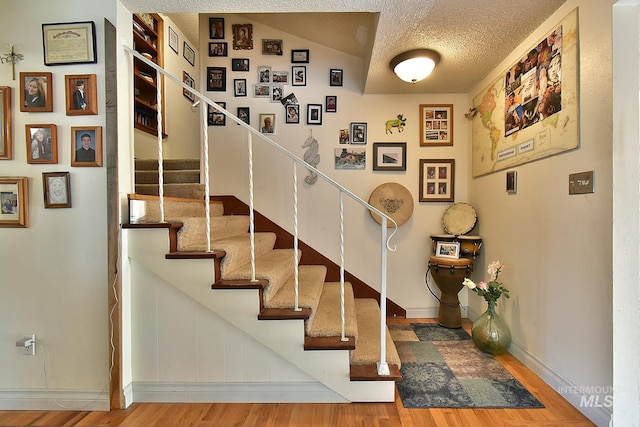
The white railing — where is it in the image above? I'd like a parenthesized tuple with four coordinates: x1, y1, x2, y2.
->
(125, 44, 398, 375)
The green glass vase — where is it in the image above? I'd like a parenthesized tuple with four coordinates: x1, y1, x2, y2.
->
(471, 301, 512, 355)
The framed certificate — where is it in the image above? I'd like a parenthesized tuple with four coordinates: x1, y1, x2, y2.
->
(42, 21, 97, 65)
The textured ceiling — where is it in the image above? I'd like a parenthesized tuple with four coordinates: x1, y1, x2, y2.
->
(122, 0, 568, 94)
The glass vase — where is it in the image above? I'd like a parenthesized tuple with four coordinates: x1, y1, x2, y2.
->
(471, 301, 511, 355)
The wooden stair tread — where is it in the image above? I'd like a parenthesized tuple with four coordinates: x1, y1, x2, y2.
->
(212, 279, 269, 289)
(304, 336, 356, 350)
(349, 364, 402, 381)
(166, 250, 225, 259)
(258, 307, 311, 320)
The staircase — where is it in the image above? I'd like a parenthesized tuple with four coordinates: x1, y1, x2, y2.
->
(124, 193, 402, 402)
(134, 158, 205, 199)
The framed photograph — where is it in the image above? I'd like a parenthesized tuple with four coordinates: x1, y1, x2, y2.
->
(20, 72, 53, 112)
(42, 21, 96, 65)
(258, 66, 271, 83)
(373, 142, 406, 171)
(232, 24, 253, 50)
(208, 102, 226, 126)
(435, 241, 460, 259)
(183, 71, 195, 102)
(25, 124, 57, 164)
(325, 95, 337, 113)
(419, 159, 455, 202)
(0, 176, 28, 228)
(237, 107, 250, 125)
(292, 66, 306, 86)
(259, 113, 275, 135)
(506, 171, 517, 193)
(231, 58, 250, 72)
(272, 71, 289, 84)
(206, 67, 226, 91)
(281, 92, 298, 106)
(183, 41, 195, 66)
(291, 49, 309, 63)
(209, 17, 225, 39)
(233, 79, 247, 97)
(350, 122, 367, 144)
(71, 126, 102, 167)
(0, 86, 12, 160)
(253, 84, 270, 98)
(335, 147, 366, 170)
(168, 26, 178, 54)
(285, 104, 299, 124)
(262, 39, 283, 55)
(420, 104, 453, 146)
(339, 129, 349, 144)
(307, 104, 322, 125)
(271, 85, 284, 103)
(42, 172, 71, 208)
(330, 68, 343, 86)
(65, 74, 97, 115)
(208, 42, 227, 57)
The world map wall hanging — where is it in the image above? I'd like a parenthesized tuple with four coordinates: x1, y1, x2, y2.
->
(471, 8, 578, 177)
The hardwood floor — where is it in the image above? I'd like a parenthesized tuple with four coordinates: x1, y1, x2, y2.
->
(0, 319, 595, 427)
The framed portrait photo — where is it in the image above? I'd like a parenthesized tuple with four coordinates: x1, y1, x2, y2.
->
(0, 86, 12, 160)
(42, 21, 96, 65)
(292, 66, 306, 86)
(257, 66, 271, 83)
(183, 71, 195, 102)
(291, 49, 309, 63)
(42, 171, 71, 208)
(234, 79, 247, 97)
(20, 72, 53, 112)
(231, 58, 250, 72)
(330, 68, 343, 87)
(232, 24, 253, 50)
(420, 104, 453, 146)
(237, 107, 250, 125)
(183, 41, 195, 66)
(325, 95, 337, 113)
(209, 17, 225, 39)
(208, 42, 227, 57)
(373, 142, 407, 171)
(208, 102, 226, 126)
(206, 67, 226, 91)
(419, 158, 455, 202)
(350, 122, 367, 144)
(307, 104, 322, 125)
(259, 113, 276, 135)
(65, 74, 97, 116)
(262, 39, 283, 56)
(25, 124, 57, 164)
(71, 126, 102, 167)
(285, 104, 299, 124)
(0, 176, 28, 228)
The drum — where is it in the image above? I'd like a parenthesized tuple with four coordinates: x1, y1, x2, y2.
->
(430, 234, 456, 256)
(368, 182, 414, 227)
(427, 256, 473, 328)
(457, 235, 483, 258)
(442, 202, 477, 235)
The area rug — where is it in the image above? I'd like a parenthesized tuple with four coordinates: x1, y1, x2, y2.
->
(390, 323, 544, 409)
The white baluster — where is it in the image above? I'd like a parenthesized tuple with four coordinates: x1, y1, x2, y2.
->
(293, 162, 300, 311)
(377, 216, 390, 376)
(203, 103, 211, 252)
(156, 69, 164, 223)
(340, 191, 347, 342)
(248, 132, 256, 282)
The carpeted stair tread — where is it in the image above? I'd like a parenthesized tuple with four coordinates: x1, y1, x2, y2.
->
(135, 158, 200, 171)
(223, 248, 301, 303)
(350, 298, 401, 367)
(177, 216, 251, 251)
(307, 282, 357, 339)
(136, 183, 206, 200)
(211, 232, 277, 275)
(265, 265, 327, 311)
(136, 169, 201, 184)
(137, 197, 224, 221)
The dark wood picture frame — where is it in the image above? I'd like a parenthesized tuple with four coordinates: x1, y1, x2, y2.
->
(330, 68, 343, 86)
(42, 171, 71, 208)
(206, 67, 226, 91)
(209, 17, 225, 39)
(208, 42, 228, 57)
(183, 71, 195, 102)
(25, 124, 57, 164)
(0, 86, 12, 160)
(71, 126, 102, 167)
(42, 21, 96, 65)
(168, 26, 178, 54)
(231, 58, 250, 72)
(65, 74, 97, 116)
(373, 142, 407, 171)
(232, 24, 253, 50)
(420, 104, 453, 147)
(20, 72, 53, 112)
(0, 176, 28, 228)
(291, 49, 309, 63)
(237, 107, 250, 125)
(419, 158, 455, 202)
(262, 39, 283, 56)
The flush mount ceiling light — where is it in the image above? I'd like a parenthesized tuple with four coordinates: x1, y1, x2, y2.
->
(390, 49, 441, 84)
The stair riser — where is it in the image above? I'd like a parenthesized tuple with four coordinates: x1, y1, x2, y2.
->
(135, 159, 200, 171)
(136, 170, 201, 184)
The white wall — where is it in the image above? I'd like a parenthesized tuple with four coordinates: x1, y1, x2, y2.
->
(468, 1, 614, 425)
(0, 0, 114, 410)
(133, 14, 201, 160)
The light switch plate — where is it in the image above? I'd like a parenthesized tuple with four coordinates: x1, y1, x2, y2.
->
(569, 171, 594, 194)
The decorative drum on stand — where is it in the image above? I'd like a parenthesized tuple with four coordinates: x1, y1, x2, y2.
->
(427, 256, 472, 328)
(457, 235, 483, 259)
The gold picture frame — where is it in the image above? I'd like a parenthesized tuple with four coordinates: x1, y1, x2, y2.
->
(0, 176, 28, 228)
(420, 104, 453, 147)
(0, 87, 11, 160)
(65, 74, 98, 116)
(25, 124, 58, 164)
(71, 126, 102, 167)
(419, 159, 455, 202)
(42, 171, 71, 208)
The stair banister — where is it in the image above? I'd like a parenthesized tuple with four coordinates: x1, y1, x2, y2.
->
(125, 43, 400, 374)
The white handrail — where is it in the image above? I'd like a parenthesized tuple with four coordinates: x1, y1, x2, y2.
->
(125, 43, 398, 374)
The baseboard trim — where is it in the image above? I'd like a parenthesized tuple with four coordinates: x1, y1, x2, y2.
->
(0, 389, 109, 411)
(132, 381, 347, 403)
